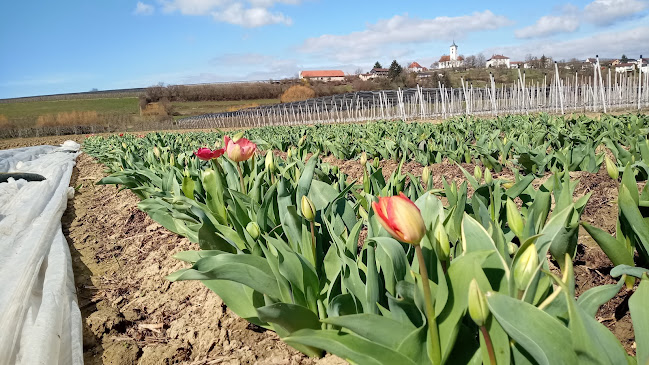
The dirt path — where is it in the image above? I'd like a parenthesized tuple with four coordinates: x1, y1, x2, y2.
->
(63, 154, 344, 365)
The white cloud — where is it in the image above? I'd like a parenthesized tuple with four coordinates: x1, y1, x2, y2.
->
(299, 11, 512, 63)
(514, 15, 579, 38)
(211, 3, 291, 27)
(134, 1, 155, 15)
(158, 0, 296, 26)
(583, 0, 648, 25)
(483, 25, 648, 61)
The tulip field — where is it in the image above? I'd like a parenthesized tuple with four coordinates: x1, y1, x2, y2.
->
(81, 113, 649, 365)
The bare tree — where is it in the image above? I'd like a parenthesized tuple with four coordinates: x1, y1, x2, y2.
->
(476, 53, 486, 68)
(465, 55, 477, 68)
(354, 68, 364, 75)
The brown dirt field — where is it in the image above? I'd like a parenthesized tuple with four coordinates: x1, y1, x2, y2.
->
(63, 154, 345, 365)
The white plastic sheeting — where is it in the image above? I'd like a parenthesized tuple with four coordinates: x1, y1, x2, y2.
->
(0, 141, 83, 365)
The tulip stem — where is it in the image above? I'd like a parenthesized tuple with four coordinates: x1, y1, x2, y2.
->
(236, 162, 246, 194)
(310, 220, 317, 265)
(415, 245, 441, 365)
(480, 325, 497, 365)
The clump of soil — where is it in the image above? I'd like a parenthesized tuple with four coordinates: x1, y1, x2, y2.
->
(63, 154, 344, 365)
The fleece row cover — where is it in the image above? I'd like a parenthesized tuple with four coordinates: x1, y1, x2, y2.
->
(0, 141, 83, 365)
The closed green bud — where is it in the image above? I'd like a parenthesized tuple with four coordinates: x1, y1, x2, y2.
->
(122, 142, 127, 149)
(301, 196, 316, 222)
(507, 242, 518, 256)
(153, 146, 160, 159)
(265, 150, 275, 172)
(246, 221, 260, 240)
(484, 168, 492, 184)
(434, 221, 450, 261)
(287, 148, 293, 159)
(422, 166, 430, 186)
(605, 156, 619, 180)
(298, 135, 307, 147)
(474, 165, 482, 181)
(372, 157, 380, 169)
(506, 199, 524, 238)
(514, 243, 538, 291)
(360, 152, 367, 166)
(170, 153, 175, 165)
(331, 165, 339, 174)
(232, 131, 245, 142)
(468, 279, 490, 327)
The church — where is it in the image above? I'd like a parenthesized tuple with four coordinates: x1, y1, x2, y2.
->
(437, 41, 464, 69)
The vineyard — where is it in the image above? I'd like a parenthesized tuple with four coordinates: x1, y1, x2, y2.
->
(72, 113, 649, 364)
(179, 67, 649, 128)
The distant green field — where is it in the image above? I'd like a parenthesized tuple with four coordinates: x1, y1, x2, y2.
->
(0, 97, 141, 120)
(0, 97, 281, 122)
(172, 99, 280, 118)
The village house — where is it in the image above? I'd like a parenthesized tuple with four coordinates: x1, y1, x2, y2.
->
(486, 55, 510, 68)
(437, 41, 464, 69)
(407, 62, 427, 73)
(370, 67, 389, 76)
(615, 63, 636, 73)
(299, 70, 345, 82)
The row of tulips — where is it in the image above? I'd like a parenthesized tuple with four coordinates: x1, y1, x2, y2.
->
(83, 128, 649, 365)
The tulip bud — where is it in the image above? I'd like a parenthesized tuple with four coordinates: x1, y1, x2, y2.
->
(434, 221, 450, 261)
(170, 153, 175, 166)
(506, 199, 524, 238)
(265, 150, 275, 172)
(484, 168, 492, 184)
(508, 242, 518, 256)
(287, 148, 293, 159)
(514, 243, 538, 291)
(474, 165, 482, 181)
(372, 157, 380, 169)
(502, 181, 514, 189)
(422, 166, 430, 186)
(360, 152, 367, 166)
(605, 156, 619, 180)
(246, 221, 260, 240)
(372, 193, 426, 245)
(333, 181, 340, 190)
(153, 146, 160, 159)
(298, 135, 307, 147)
(468, 279, 490, 327)
(503, 137, 508, 144)
(122, 142, 127, 149)
(232, 131, 245, 142)
(301, 196, 316, 222)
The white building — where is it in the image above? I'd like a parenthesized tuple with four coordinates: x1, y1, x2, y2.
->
(407, 62, 427, 73)
(438, 41, 464, 69)
(486, 55, 510, 68)
(299, 70, 345, 82)
(615, 63, 636, 73)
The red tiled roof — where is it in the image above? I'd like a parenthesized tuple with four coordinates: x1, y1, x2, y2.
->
(300, 70, 344, 77)
(457, 56, 464, 61)
(439, 55, 450, 62)
(408, 62, 423, 68)
(510, 61, 523, 64)
(489, 54, 509, 60)
(615, 63, 636, 67)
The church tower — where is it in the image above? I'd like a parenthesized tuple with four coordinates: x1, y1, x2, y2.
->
(450, 41, 458, 61)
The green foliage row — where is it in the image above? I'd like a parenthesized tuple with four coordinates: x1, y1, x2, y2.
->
(83, 115, 649, 365)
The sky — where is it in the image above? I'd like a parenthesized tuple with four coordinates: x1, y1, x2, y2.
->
(0, 0, 647, 98)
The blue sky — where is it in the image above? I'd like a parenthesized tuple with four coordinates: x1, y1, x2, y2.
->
(1, 0, 647, 98)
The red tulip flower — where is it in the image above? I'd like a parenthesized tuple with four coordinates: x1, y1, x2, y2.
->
(119, 133, 124, 137)
(372, 192, 426, 245)
(194, 147, 225, 161)
(224, 135, 256, 162)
